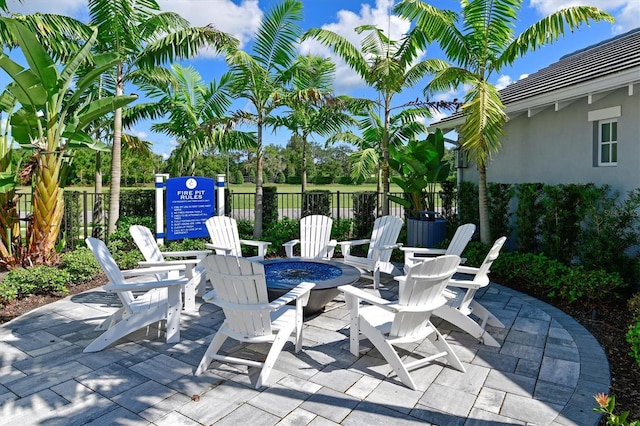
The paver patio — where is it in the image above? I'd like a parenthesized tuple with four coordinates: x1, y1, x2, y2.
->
(0, 271, 609, 425)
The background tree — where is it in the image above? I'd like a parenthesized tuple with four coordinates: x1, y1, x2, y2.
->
(395, 0, 614, 243)
(224, 0, 304, 237)
(87, 0, 237, 234)
(0, 19, 136, 265)
(128, 63, 253, 176)
(268, 54, 362, 192)
(302, 23, 449, 214)
(327, 107, 430, 199)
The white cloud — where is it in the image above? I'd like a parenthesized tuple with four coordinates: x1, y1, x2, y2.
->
(519, 73, 530, 80)
(495, 75, 514, 90)
(528, 0, 635, 33)
(159, 0, 262, 50)
(7, 0, 262, 57)
(7, 0, 85, 15)
(299, 0, 412, 93)
(136, 131, 148, 139)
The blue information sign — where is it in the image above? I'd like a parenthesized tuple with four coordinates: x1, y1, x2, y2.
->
(165, 176, 215, 240)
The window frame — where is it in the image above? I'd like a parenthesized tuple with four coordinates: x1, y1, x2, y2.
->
(598, 118, 618, 167)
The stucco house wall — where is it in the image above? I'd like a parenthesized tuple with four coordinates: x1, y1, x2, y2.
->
(460, 86, 640, 194)
(435, 28, 640, 197)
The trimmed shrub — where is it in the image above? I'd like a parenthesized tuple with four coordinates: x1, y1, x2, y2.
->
(60, 248, 101, 285)
(514, 183, 545, 252)
(352, 192, 377, 239)
(0, 266, 70, 304)
(627, 320, 640, 367)
(487, 183, 513, 241)
(263, 217, 299, 257)
(263, 186, 278, 228)
(301, 190, 331, 217)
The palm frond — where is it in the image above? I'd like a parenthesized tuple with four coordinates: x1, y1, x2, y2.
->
(253, 0, 302, 70)
(301, 28, 369, 78)
(498, 6, 614, 68)
(137, 26, 238, 69)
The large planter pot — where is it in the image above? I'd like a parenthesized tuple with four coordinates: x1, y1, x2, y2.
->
(407, 217, 448, 247)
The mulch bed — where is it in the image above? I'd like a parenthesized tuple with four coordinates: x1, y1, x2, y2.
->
(0, 273, 638, 421)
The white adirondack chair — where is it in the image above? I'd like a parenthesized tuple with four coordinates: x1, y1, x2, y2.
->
(205, 216, 270, 260)
(195, 256, 315, 389)
(283, 214, 337, 259)
(402, 223, 476, 270)
(84, 237, 187, 353)
(338, 215, 403, 289)
(130, 225, 209, 312)
(340, 255, 465, 390)
(433, 236, 507, 348)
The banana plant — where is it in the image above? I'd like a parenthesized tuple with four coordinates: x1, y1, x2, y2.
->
(388, 129, 450, 219)
(0, 18, 137, 265)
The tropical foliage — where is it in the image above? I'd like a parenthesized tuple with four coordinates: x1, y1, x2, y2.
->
(86, 0, 237, 234)
(0, 18, 136, 266)
(302, 22, 451, 215)
(223, 0, 305, 237)
(395, 0, 614, 243)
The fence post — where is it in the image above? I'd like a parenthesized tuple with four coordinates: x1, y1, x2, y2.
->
(155, 173, 169, 245)
(217, 174, 225, 216)
(83, 191, 88, 240)
(336, 191, 340, 222)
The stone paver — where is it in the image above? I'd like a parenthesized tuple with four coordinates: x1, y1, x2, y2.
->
(0, 274, 609, 425)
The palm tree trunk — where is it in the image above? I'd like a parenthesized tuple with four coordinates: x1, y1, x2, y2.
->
(478, 163, 491, 244)
(30, 152, 64, 264)
(381, 101, 391, 216)
(93, 151, 103, 238)
(108, 65, 124, 235)
(254, 121, 264, 238)
(301, 135, 307, 193)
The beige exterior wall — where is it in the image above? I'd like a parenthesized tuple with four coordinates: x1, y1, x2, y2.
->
(459, 87, 640, 194)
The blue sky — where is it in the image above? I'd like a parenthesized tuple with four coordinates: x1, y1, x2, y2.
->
(4, 0, 637, 158)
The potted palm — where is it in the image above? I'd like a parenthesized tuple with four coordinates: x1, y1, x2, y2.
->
(388, 129, 450, 247)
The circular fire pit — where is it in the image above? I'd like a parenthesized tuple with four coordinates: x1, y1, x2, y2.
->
(261, 259, 360, 316)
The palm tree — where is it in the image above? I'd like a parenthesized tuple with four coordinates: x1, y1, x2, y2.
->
(0, 19, 136, 265)
(329, 106, 429, 187)
(302, 23, 449, 215)
(269, 55, 364, 192)
(224, 0, 304, 238)
(127, 63, 254, 176)
(395, 0, 614, 243)
(87, 0, 237, 234)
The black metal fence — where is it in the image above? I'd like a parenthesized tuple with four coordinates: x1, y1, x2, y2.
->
(12, 188, 451, 249)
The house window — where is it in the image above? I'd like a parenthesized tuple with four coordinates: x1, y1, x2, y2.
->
(598, 119, 617, 166)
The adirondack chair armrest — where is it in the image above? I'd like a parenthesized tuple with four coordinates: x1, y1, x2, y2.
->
(138, 259, 200, 268)
(239, 239, 271, 247)
(327, 239, 337, 259)
(269, 282, 315, 309)
(380, 243, 403, 251)
(456, 265, 480, 275)
(105, 278, 187, 292)
(339, 285, 399, 313)
(121, 265, 186, 277)
(283, 239, 300, 258)
(447, 277, 486, 289)
(400, 247, 447, 255)
(161, 250, 210, 259)
(204, 243, 233, 255)
(338, 239, 370, 256)
(240, 239, 271, 257)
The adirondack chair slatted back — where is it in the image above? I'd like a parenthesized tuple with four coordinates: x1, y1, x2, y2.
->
(130, 225, 164, 262)
(202, 256, 273, 338)
(392, 255, 460, 339)
(300, 215, 333, 259)
(471, 236, 507, 285)
(457, 236, 506, 311)
(446, 224, 476, 256)
(86, 237, 135, 310)
(367, 216, 403, 262)
(206, 216, 242, 256)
